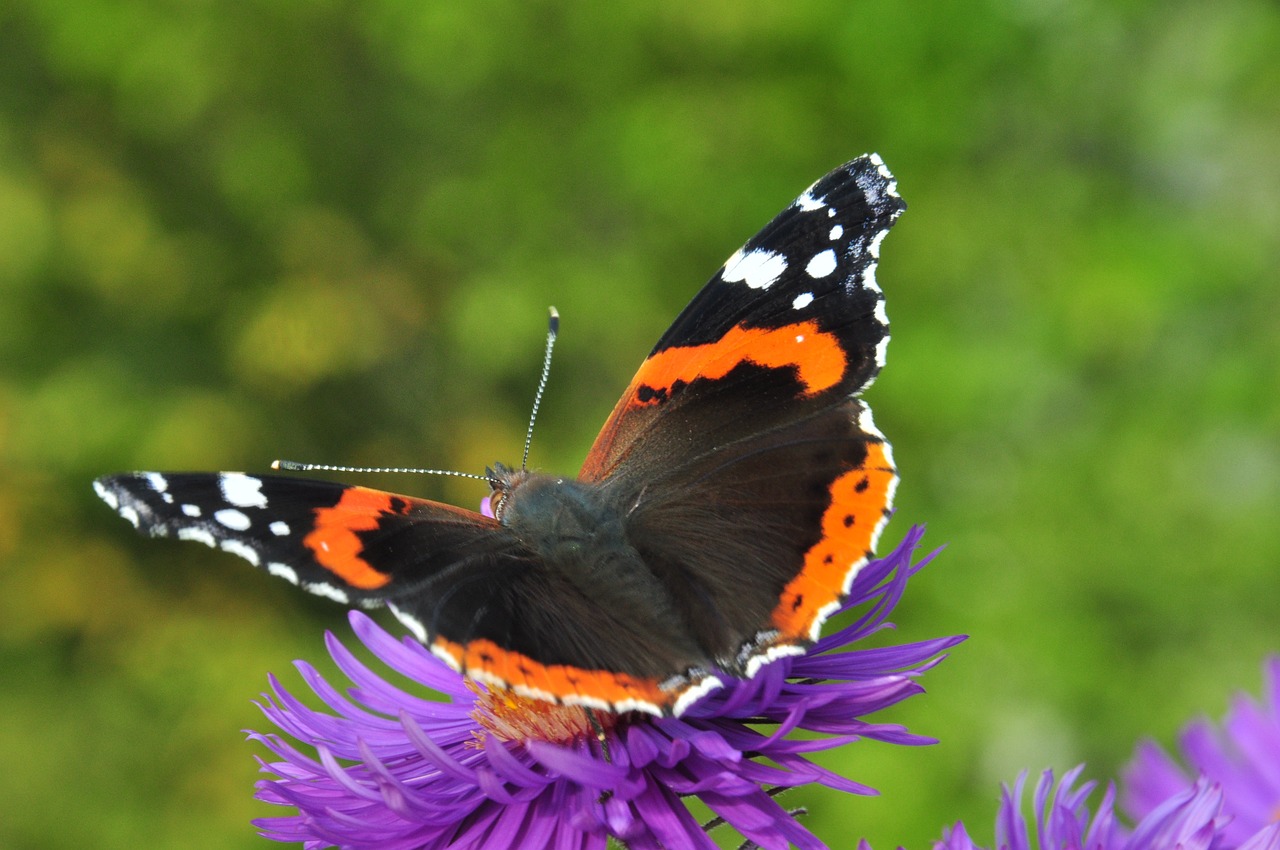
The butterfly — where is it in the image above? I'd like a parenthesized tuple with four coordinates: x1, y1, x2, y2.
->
(95, 154, 905, 717)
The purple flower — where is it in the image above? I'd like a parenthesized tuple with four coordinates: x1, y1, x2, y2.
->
(1123, 659, 1280, 849)
(249, 525, 962, 850)
(888, 661, 1280, 850)
(924, 766, 1280, 850)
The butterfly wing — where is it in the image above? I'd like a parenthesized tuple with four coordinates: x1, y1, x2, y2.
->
(580, 154, 905, 672)
(94, 472, 519, 607)
(94, 472, 707, 714)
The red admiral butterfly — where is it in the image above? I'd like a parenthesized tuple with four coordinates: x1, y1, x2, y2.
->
(95, 154, 904, 717)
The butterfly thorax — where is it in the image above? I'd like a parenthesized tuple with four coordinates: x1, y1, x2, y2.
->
(490, 466, 642, 583)
(488, 464, 707, 666)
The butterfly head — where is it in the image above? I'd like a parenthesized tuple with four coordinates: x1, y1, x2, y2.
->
(485, 462, 530, 523)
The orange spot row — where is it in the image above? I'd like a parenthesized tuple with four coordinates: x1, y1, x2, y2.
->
(772, 441, 896, 638)
(627, 321, 846, 409)
(303, 487, 401, 589)
(435, 636, 672, 712)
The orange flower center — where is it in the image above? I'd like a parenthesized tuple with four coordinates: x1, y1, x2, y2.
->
(467, 682, 618, 745)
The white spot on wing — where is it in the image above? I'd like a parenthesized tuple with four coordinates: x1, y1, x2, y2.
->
(856, 405, 885, 439)
(796, 190, 825, 212)
(429, 642, 461, 671)
(214, 508, 251, 531)
(178, 527, 217, 548)
(305, 582, 350, 604)
(873, 298, 889, 327)
(93, 480, 119, 510)
(829, 224, 844, 241)
(181, 504, 201, 517)
(793, 292, 814, 310)
(219, 473, 268, 509)
(881, 440, 898, 470)
(841, 562, 866, 596)
(867, 152, 899, 197)
(509, 680, 560, 707)
(863, 263, 881, 294)
(119, 506, 140, 528)
(145, 473, 168, 493)
(269, 521, 290, 536)
(568, 691, 618, 713)
(220, 538, 261, 567)
(672, 675, 724, 717)
(732, 632, 778, 667)
(805, 249, 837, 278)
(869, 229, 888, 259)
(389, 602, 429, 644)
(743, 643, 806, 679)
(721, 248, 788, 290)
(809, 600, 845, 640)
(875, 335, 890, 368)
(267, 562, 299, 585)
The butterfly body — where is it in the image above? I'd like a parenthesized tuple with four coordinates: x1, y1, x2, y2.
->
(491, 467, 711, 676)
(95, 154, 905, 717)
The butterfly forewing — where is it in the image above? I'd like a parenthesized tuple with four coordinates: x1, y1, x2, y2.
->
(93, 472, 510, 606)
(581, 155, 903, 483)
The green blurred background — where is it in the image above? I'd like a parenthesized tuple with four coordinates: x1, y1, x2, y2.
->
(2, 1, 1278, 848)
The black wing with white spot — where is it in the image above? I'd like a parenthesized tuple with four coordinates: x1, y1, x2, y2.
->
(582, 153, 904, 484)
(655, 154, 902, 392)
(92, 472, 526, 609)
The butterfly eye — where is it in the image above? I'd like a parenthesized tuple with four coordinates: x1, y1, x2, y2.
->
(488, 490, 507, 523)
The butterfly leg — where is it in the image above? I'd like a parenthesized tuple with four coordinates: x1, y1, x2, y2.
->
(585, 708, 612, 766)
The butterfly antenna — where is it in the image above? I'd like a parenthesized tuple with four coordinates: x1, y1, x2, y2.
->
(275, 310, 557, 480)
(521, 307, 559, 471)
(271, 460, 488, 482)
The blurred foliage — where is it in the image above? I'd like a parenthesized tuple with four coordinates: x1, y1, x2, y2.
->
(1, 1, 1278, 848)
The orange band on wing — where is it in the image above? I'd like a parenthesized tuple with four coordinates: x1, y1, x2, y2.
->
(627, 321, 845, 408)
(772, 440, 896, 638)
(434, 635, 673, 713)
(303, 487, 402, 589)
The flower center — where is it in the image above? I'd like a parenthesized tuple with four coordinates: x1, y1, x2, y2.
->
(467, 681, 618, 745)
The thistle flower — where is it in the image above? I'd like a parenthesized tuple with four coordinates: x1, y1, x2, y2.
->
(249, 525, 962, 850)
(1123, 658, 1280, 849)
